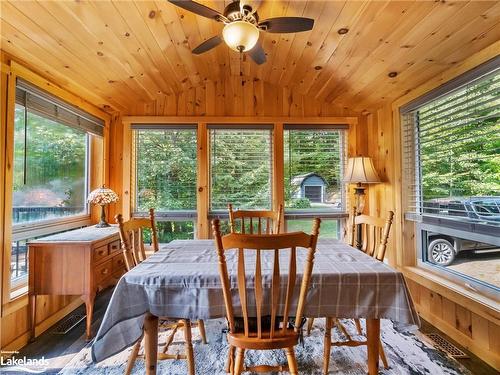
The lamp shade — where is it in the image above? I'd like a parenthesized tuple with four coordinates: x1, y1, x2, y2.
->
(222, 21, 260, 52)
(87, 186, 119, 205)
(344, 157, 381, 184)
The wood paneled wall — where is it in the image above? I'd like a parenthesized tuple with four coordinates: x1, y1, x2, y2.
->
(128, 74, 359, 117)
(364, 43, 500, 369)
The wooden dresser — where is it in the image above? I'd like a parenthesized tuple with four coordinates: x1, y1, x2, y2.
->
(28, 225, 125, 340)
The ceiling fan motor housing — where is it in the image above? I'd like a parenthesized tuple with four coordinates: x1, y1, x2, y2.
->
(224, 1, 259, 24)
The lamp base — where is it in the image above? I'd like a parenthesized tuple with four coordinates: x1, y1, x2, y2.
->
(95, 205, 110, 228)
(95, 222, 111, 228)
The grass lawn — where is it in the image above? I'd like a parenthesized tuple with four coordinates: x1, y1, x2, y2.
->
(286, 219, 338, 238)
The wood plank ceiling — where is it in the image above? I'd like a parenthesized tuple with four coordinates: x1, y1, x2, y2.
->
(1, 0, 499, 114)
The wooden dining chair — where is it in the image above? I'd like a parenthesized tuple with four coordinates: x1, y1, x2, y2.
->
(228, 203, 283, 235)
(116, 209, 206, 375)
(212, 217, 321, 375)
(309, 208, 394, 374)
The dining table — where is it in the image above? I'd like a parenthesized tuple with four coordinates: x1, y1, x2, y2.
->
(91, 238, 419, 374)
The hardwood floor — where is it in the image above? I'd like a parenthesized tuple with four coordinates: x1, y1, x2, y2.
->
(7, 287, 114, 374)
(2, 287, 496, 375)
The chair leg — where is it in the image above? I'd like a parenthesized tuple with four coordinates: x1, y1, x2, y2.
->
(234, 347, 245, 375)
(225, 345, 235, 374)
(379, 339, 389, 369)
(354, 318, 363, 335)
(162, 323, 179, 353)
(125, 338, 141, 375)
(306, 317, 314, 335)
(181, 319, 195, 375)
(285, 347, 298, 375)
(198, 319, 207, 344)
(322, 317, 333, 375)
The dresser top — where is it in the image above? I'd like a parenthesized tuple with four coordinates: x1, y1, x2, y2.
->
(30, 225, 119, 244)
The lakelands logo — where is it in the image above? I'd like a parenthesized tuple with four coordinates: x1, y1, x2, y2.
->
(0, 352, 49, 373)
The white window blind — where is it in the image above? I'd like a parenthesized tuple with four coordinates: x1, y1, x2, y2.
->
(209, 126, 273, 210)
(134, 127, 197, 213)
(16, 79, 104, 136)
(402, 68, 500, 227)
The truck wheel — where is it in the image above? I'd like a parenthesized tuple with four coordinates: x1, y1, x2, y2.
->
(428, 238, 456, 266)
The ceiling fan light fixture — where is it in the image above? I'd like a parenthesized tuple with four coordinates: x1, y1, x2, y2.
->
(222, 21, 259, 52)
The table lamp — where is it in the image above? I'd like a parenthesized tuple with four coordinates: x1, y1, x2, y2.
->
(344, 156, 381, 214)
(87, 186, 119, 228)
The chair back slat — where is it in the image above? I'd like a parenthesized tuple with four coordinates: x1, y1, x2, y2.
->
(254, 249, 263, 338)
(116, 208, 159, 271)
(350, 208, 394, 261)
(282, 246, 296, 333)
(270, 248, 280, 339)
(212, 218, 321, 342)
(228, 204, 283, 235)
(237, 248, 249, 336)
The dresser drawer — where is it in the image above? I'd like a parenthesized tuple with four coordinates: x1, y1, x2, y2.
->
(93, 244, 109, 263)
(112, 253, 126, 272)
(94, 259, 113, 284)
(109, 239, 121, 254)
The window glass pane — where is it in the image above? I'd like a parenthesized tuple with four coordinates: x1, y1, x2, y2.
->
(286, 219, 339, 239)
(10, 239, 28, 283)
(210, 129, 272, 210)
(135, 129, 197, 211)
(12, 104, 88, 225)
(404, 69, 500, 293)
(417, 72, 500, 222)
(284, 130, 344, 212)
(142, 221, 195, 243)
(424, 230, 499, 288)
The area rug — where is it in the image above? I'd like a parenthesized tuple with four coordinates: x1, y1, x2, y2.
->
(59, 318, 469, 375)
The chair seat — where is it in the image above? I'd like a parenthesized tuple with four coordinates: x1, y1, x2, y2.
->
(228, 329, 299, 350)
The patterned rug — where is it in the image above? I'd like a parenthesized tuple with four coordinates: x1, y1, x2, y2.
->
(59, 318, 468, 374)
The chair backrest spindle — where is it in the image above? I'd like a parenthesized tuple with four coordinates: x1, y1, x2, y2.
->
(350, 208, 394, 261)
(228, 204, 283, 235)
(116, 208, 159, 271)
(213, 218, 321, 341)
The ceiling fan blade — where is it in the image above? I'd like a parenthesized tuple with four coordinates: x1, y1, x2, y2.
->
(248, 42, 266, 65)
(259, 17, 314, 33)
(192, 35, 223, 54)
(168, 0, 226, 21)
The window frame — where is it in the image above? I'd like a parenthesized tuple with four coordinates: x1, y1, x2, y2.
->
(9, 94, 94, 293)
(2, 64, 109, 304)
(401, 56, 500, 297)
(127, 119, 356, 240)
(131, 124, 199, 218)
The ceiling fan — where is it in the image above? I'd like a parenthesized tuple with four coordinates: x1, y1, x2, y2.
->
(168, 0, 314, 65)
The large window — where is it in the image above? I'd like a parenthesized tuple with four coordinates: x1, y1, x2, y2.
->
(13, 105, 88, 224)
(133, 126, 197, 241)
(284, 126, 347, 238)
(402, 64, 499, 293)
(11, 79, 103, 287)
(209, 126, 273, 210)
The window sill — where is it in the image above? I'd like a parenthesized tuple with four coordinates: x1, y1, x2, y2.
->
(403, 266, 500, 324)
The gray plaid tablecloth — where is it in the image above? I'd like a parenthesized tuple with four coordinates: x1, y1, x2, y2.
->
(91, 239, 419, 362)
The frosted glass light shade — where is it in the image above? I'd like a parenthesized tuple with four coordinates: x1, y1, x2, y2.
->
(222, 21, 260, 52)
(344, 157, 381, 184)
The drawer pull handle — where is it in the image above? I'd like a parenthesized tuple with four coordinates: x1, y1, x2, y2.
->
(101, 268, 109, 275)
(98, 250, 105, 256)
